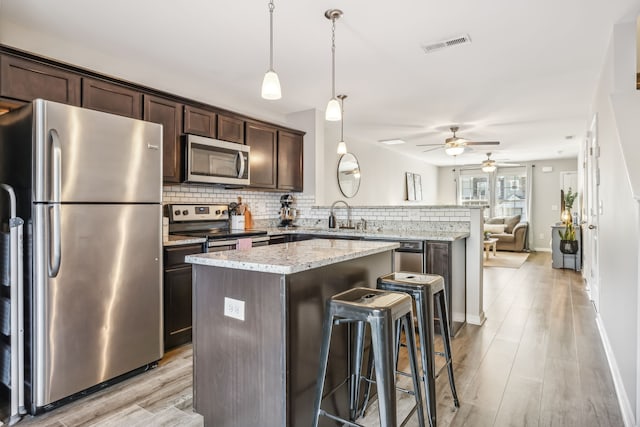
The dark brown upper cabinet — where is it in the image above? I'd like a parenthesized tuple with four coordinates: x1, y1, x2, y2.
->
(0, 54, 81, 105)
(183, 105, 216, 138)
(277, 130, 303, 192)
(143, 95, 183, 183)
(245, 121, 277, 189)
(217, 113, 245, 144)
(82, 77, 142, 119)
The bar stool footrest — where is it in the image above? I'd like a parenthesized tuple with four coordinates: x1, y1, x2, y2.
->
(319, 409, 363, 427)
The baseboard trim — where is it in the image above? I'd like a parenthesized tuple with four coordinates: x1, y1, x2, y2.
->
(595, 314, 636, 426)
(534, 247, 552, 252)
(466, 312, 486, 326)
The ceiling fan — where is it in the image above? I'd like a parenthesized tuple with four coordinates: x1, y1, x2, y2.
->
(481, 152, 520, 172)
(418, 126, 500, 156)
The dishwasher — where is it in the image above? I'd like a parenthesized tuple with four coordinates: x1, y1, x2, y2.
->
(393, 240, 426, 273)
(362, 237, 426, 272)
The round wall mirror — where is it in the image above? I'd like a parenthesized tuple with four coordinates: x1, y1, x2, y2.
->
(337, 153, 361, 198)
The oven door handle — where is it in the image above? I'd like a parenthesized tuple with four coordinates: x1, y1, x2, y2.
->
(208, 239, 238, 248)
(236, 151, 245, 179)
(251, 236, 270, 243)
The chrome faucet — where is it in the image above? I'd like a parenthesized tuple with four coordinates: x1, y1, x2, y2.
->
(330, 200, 352, 229)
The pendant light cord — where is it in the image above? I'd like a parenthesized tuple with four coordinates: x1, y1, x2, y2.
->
(269, 0, 275, 71)
(331, 17, 336, 98)
(340, 97, 344, 141)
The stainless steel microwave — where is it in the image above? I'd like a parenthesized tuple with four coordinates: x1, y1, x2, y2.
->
(184, 134, 250, 185)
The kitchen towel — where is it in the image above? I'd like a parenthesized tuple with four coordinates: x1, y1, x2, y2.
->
(237, 238, 252, 250)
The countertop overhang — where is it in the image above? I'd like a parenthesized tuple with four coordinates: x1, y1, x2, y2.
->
(265, 227, 469, 241)
(186, 239, 399, 274)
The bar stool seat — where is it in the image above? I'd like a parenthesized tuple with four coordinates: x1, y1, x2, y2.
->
(312, 287, 426, 427)
(376, 272, 460, 427)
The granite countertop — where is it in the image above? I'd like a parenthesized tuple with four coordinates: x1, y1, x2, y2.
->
(186, 239, 399, 274)
(264, 227, 469, 241)
(163, 235, 207, 247)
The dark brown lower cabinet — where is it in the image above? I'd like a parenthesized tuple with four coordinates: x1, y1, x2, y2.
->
(426, 240, 466, 336)
(163, 243, 204, 350)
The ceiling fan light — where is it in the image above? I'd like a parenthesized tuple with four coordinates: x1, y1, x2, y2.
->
(445, 146, 465, 156)
(325, 97, 342, 121)
(337, 140, 347, 154)
(482, 164, 496, 173)
(261, 70, 282, 100)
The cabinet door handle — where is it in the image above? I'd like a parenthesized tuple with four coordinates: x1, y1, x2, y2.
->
(588, 224, 596, 229)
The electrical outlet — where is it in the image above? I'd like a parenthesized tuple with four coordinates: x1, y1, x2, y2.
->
(551, 205, 558, 211)
(224, 297, 245, 321)
(539, 233, 544, 239)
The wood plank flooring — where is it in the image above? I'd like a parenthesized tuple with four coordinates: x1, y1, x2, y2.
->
(16, 252, 622, 426)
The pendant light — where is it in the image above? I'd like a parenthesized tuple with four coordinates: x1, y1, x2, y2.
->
(261, 0, 281, 100)
(337, 94, 347, 154)
(325, 9, 343, 121)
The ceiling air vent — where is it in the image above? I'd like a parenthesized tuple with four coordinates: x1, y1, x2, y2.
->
(421, 34, 471, 54)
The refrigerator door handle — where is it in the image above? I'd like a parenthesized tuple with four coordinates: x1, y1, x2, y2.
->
(49, 129, 62, 203)
(48, 129, 62, 277)
(48, 204, 62, 277)
(236, 151, 245, 179)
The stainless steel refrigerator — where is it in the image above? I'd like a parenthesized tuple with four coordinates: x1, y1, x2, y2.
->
(0, 99, 163, 415)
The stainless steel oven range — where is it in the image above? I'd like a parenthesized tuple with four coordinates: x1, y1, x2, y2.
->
(168, 204, 268, 250)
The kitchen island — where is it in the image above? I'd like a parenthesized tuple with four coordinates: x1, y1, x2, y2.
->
(186, 239, 399, 427)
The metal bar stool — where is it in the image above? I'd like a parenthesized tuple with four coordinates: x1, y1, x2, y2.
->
(374, 272, 460, 427)
(312, 287, 426, 427)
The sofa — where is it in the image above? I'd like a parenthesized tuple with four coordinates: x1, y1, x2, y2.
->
(484, 215, 529, 252)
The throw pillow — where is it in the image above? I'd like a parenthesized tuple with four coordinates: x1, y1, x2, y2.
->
(484, 224, 506, 234)
(486, 217, 505, 224)
(504, 215, 521, 233)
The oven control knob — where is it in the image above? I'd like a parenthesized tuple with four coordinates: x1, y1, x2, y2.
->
(174, 210, 180, 216)
(215, 210, 221, 215)
(182, 210, 189, 215)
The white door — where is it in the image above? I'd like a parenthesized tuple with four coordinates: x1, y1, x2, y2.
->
(584, 114, 600, 311)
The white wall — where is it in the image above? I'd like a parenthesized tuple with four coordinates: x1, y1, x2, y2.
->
(437, 167, 457, 205)
(529, 159, 579, 251)
(589, 18, 639, 426)
(318, 122, 439, 206)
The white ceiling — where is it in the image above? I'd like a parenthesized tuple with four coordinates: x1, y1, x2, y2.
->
(0, 0, 637, 167)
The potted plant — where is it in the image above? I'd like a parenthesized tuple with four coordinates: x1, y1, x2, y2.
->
(558, 221, 578, 254)
(558, 187, 579, 254)
(563, 188, 578, 220)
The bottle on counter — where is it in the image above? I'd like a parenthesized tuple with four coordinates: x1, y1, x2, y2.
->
(244, 204, 253, 229)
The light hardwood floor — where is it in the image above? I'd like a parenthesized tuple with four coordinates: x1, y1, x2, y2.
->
(17, 252, 622, 426)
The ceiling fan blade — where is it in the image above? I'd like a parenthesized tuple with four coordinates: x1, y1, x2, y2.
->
(466, 141, 500, 146)
(416, 143, 443, 147)
(422, 146, 443, 153)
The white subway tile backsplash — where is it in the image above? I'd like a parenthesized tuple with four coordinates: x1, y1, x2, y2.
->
(163, 184, 473, 230)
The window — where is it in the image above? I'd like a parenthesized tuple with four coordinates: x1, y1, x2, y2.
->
(495, 168, 527, 220)
(457, 166, 528, 220)
(459, 171, 490, 209)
